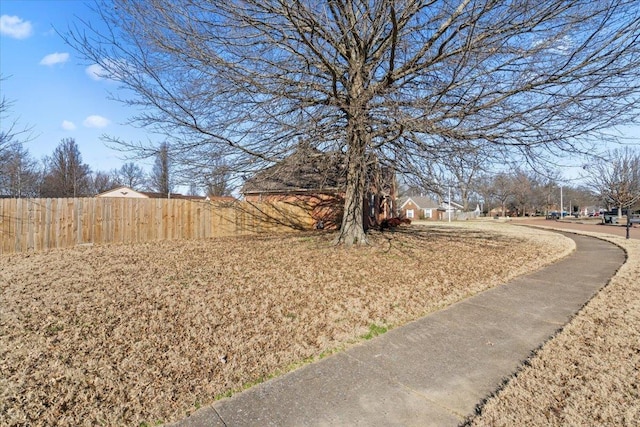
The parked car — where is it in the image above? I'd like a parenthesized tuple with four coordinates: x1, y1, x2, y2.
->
(603, 211, 618, 224)
(603, 208, 640, 224)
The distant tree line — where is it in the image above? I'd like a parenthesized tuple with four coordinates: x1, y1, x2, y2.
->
(0, 137, 233, 198)
(2, 134, 638, 216)
(2, 76, 234, 198)
(1, 137, 145, 197)
(401, 146, 640, 217)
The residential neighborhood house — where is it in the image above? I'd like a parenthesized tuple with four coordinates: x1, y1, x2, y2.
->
(438, 199, 465, 220)
(96, 186, 206, 200)
(397, 196, 439, 220)
(241, 141, 397, 230)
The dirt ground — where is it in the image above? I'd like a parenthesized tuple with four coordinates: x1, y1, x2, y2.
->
(0, 223, 571, 426)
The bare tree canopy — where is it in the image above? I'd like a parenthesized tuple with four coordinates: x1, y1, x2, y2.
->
(149, 142, 173, 196)
(0, 141, 41, 198)
(66, 0, 640, 244)
(114, 162, 147, 190)
(204, 159, 233, 197)
(41, 138, 92, 198)
(91, 170, 118, 195)
(1, 75, 34, 168)
(585, 147, 640, 214)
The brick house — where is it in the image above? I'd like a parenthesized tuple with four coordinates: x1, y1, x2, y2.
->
(242, 143, 396, 230)
(397, 196, 440, 220)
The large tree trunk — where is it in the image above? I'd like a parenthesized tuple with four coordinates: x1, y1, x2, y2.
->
(335, 118, 369, 246)
(334, 61, 372, 246)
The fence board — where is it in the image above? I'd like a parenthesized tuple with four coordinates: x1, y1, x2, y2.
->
(0, 198, 313, 255)
(14, 198, 23, 253)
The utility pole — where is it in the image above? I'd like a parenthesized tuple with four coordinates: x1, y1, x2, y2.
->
(448, 185, 451, 223)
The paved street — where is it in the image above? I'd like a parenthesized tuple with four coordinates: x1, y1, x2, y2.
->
(514, 217, 639, 239)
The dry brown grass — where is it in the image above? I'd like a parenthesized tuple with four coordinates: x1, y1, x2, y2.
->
(467, 227, 640, 426)
(0, 223, 571, 426)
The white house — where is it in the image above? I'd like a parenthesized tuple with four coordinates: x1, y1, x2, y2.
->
(96, 186, 150, 198)
(437, 200, 464, 220)
(96, 186, 208, 200)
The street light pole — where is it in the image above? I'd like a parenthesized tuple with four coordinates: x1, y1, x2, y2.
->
(560, 185, 563, 219)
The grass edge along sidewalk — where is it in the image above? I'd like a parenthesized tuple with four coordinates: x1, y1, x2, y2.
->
(171, 227, 623, 426)
(467, 224, 640, 426)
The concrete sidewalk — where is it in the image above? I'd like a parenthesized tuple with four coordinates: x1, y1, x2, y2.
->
(171, 232, 625, 427)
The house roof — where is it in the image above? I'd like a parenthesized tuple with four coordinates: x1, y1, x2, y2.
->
(96, 186, 149, 198)
(139, 191, 206, 200)
(242, 144, 347, 195)
(96, 186, 206, 200)
(398, 196, 439, 210)
(438, 200, 464, 210)
(207, 195, 238, 203)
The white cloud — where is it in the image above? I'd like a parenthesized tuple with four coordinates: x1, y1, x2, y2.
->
(0, 15, 33, 39)
(83, 115, 110, 128)
(39, 52, 70, 66)
(61, 120, 76, 131)
(86, 63, 107, 81)
(86, 59, 129, 81)
(531, 35, 573, 56)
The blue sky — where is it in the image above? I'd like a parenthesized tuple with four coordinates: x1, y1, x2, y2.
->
(1, 0, 155, 173)
(2, 0, 639, 183)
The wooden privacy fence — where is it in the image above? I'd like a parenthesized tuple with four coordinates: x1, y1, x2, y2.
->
(0, 198, 314, 255)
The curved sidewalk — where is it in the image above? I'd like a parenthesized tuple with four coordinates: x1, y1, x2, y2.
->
(172, 232, 625, 427)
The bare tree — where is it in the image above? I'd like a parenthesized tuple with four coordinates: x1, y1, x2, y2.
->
(585, 147, 640, 218)
(558, 185, 596, 216)
(204, 159, 232, 197)
(40, 138, 92, 197)
(408, 145, 494, 211)
(149, 142, 173, 196)
(451, 153, 489, 212)
(474, 173, 494, 215)
(1, 75, 34, 169)
(529, 174, 557, 217)
(489, 172, 514, 217)
(509, 170, 538, 217)
(91, 170, 118, 194)
(0, 95, 15, 164)
(67, 0, 640, 244)
(0, 141, 41, 197)
(115, 162, 147, 189)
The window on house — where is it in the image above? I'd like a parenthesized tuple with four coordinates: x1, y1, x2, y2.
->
(406, 209, 414, 219)
(424, 209, 431, 218)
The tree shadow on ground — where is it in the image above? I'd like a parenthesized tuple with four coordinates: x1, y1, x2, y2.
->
(367, 224, 518, 254)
